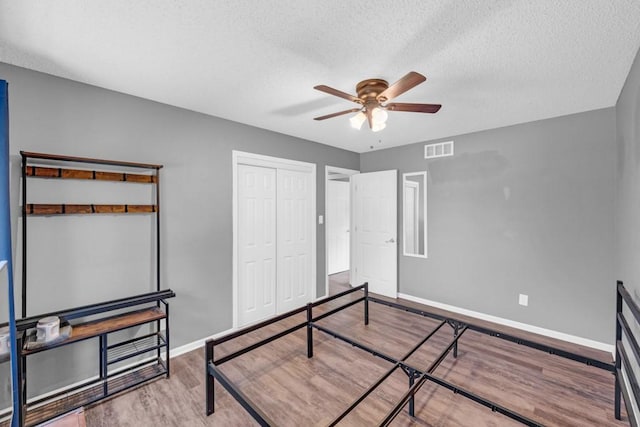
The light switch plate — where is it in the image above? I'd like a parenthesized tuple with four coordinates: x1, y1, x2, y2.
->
(519, 294, 528, 306)
(318, 215, 324, 225)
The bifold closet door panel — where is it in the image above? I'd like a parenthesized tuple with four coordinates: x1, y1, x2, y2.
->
(277, 169, 313, 314)
(237, 164, 277, 326)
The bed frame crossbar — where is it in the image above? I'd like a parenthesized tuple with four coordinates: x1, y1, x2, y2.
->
(206, 282, 623, 426)
(378, 326, 470, 426)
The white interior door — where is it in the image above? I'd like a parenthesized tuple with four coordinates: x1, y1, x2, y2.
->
(327, 180, 350, 274)
(352, 170, 397, 298)
(237, 164, 277, 326)
(277, 169, 313, 313)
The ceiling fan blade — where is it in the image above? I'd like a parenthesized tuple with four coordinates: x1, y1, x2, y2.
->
(314, 85, 362, 103)
(385, 103, 441, 113)
(378, 72, 426, 101)
(313, 108, 362, 121)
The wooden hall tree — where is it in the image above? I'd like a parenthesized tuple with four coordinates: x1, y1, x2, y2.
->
(12, 151, 175, 426)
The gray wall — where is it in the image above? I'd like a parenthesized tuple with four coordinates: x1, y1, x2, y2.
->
(0, 62, 359, 398)
(361, 108, 616, 344)
(616, 46, 640, 306)
(616, 45, 640, 416)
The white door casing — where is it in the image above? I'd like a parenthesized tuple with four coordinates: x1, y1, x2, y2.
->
(277, 169, 313, 313)
(327, 180, 350, 275)
(352, 170, 397, 298)
(237, 164, 277, 326)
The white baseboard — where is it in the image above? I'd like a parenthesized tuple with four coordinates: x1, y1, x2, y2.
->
(397, 292, 614, 354)
(163, 327, 235, 359)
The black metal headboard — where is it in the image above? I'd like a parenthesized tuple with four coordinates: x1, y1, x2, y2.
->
(615, 281, 640, 426)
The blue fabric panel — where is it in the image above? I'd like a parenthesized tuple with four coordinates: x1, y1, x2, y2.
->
(0, 79, 18, 427)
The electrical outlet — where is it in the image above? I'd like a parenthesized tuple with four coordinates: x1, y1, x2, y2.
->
(519, 294, 528, 306)
(318, 215, 324, 225)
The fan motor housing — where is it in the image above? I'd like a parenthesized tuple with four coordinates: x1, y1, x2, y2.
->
(356, 79, 389, 102)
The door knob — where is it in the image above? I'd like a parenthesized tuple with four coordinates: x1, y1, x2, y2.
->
(385, 238, 395, 243)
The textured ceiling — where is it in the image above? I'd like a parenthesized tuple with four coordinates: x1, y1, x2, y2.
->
(1, 1, 640, 153)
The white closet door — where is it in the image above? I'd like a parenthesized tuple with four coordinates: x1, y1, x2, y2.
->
(277, 169, 313, 313)
(327, 180, 350, 274)
(237, 164, 277, 326)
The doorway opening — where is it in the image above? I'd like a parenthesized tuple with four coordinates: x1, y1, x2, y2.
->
(324, 166, 359, 298)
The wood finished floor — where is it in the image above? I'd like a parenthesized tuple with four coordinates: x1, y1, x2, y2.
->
(84, 273, 630, 426)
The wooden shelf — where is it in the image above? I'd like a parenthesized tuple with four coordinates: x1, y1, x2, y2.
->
(26, 166, 157, 183)
(26, 204, 157, 215)
(22, 307, 166, 356)
(23, 363, 166, 427)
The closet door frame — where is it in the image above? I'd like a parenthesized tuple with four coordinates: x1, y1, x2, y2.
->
(232, 150, 316, 328)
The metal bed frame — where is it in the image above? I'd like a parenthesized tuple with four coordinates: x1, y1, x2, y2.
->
(206, 282, 638, 426)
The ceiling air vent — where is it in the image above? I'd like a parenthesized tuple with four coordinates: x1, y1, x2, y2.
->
(424, 141, 454, 159)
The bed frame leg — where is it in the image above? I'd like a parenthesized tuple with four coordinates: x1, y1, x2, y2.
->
(453, 322, 459, 359)
(364, 282, 369, 326)
(615, 375, 621, 420)
(307, 303, 314, 358)
(446, 320, 460, 358)
(205, 340, 215, 415)
(408, 371, 415, 417)
(614, 283, 622, 420)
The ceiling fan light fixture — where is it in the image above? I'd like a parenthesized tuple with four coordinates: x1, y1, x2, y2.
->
(314, 72, 440, 133)
(350, 111, 366, 129)
(371, 107, 388, 125)
(371, 121, 386, 132)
